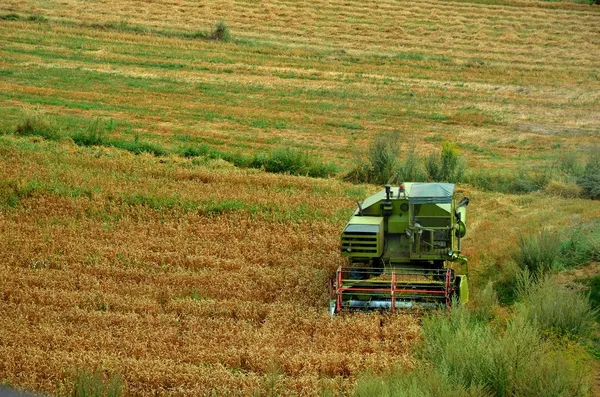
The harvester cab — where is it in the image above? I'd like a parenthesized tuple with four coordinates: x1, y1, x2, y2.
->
(331, 183, 470, 314)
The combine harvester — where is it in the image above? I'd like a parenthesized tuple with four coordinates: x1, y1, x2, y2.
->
(331, 183, 470, 314)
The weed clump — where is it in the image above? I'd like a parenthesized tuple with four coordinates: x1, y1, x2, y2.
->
(182, 144, 338, 178)
(514, 229, 561, 275)
(426, 141, 465, 183)
(577, 146, 600, 200)
(64, 369, 124, 397)
(15, 114, 60, 141)
(0, 13, 21, 20)
(110, 136, 167, 157)
(518, 276, 597, 338)
(210, 20, 232, 42)
(0, 179, 40, 208)
(419, 306, 590, 396)
(263, 148, 338, 178)
(346, 133, 466, 185)
(71, 119, 107, 147)
(345, 131, 400, 184)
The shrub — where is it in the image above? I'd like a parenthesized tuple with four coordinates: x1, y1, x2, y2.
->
(465, 168, 551, 195)
(493, 261, 522, 305)
(210, 20, 232, 42)
(182, 144, 212, 158)
(425, 141, 465, 183)
(578, 275, 600, 321)
(0, 13, 21, 20)
(368, 130, 401, 184)
(554, 150, 584, 178)
(395, 146, 428, 182)
(518, 276, 597, 338)
(514, 229, 561, 275)
(543, 180, 582, 199)
(15, 114, 60, 141)
(577, 146, 600, 199)
(181, 145, 337, 178)
(420, 306, 590, 396)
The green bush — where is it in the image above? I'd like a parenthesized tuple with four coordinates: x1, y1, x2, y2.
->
(577, 146, 600, 199)
(181, 145, 337, 178)
(514, 229, 561, 275)
(578, 275, 600, 321)
(263, 148, 338, 178)
(14, 114, 61, 141)
(210, 20, 232, 42)
(181, 144, 212, 158)
(0, 13, 21, 20)
(519, 276, 597, 338)
(426, 142, 465, 183)
(554, 150, 584, 178)
(472, 281, 499, 322)
(465, 167, 552, 195)
(419, 306, 590, 396)
(395, 146, 428, 182)
(368, 131, 401, 184)
(493, 261, 523, 305)
(558, 224, 600, 267)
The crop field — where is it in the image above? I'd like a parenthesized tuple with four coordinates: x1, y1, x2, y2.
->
(0, 0, 599, 395)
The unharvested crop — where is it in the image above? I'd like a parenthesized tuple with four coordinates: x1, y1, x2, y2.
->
(1, 0, 599, 394)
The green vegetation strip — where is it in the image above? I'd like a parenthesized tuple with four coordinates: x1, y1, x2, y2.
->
(6, 115, 338, 178)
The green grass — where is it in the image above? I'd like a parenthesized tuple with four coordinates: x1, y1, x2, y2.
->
(62, 369, 124, 397)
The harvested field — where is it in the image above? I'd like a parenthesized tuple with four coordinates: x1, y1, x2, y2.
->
(1, 0, 599, 395)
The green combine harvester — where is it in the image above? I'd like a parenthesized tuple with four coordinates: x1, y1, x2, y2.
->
(331, 183, 470, 314)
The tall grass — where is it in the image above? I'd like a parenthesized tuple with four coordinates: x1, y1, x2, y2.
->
(426, 142, 465, 183)
(346, 134, 465, 185)
(419, 306, 590, 396)
(465, 168, 551, 194)
(518, 276, 597, 338)
(514, 229, 561, 275)
(182, 144, 338, 178)
(263, 148, 338, 178)
(11, 117, 337, 178)
(64, 369, 124, 397)
(356, 305, 591, 396)
(14, 114, 60, 141)
(354, 367, 486, 397)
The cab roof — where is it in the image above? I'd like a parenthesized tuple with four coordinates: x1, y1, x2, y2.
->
(360, 183, 455, 209)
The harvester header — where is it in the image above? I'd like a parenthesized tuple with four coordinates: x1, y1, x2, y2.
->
(331, 183, 470, 314)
